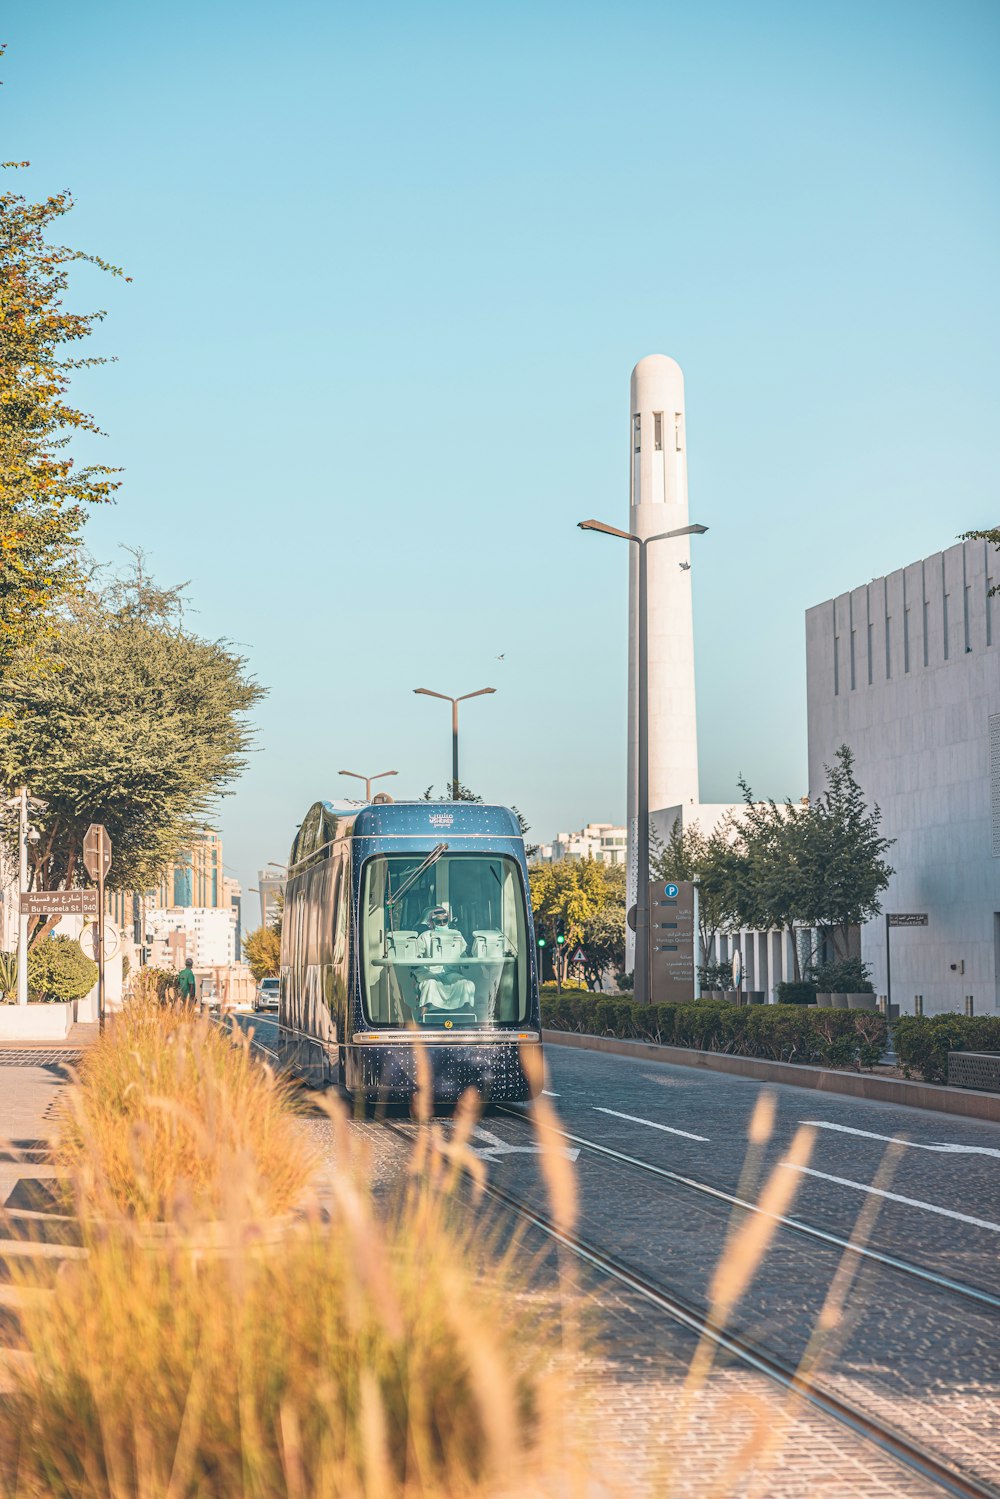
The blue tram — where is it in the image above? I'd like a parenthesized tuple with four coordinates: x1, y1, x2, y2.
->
(278, 798, 542, 1103)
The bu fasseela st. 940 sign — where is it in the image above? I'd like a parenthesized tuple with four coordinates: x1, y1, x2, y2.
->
(20, 889, 99, 916)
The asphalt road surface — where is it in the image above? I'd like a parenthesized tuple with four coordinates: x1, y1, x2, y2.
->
(242, 1017, 1000, 1498)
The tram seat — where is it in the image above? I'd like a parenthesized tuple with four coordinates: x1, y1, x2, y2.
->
(387, 930, 419, 960)
(472, 929, 506, 959)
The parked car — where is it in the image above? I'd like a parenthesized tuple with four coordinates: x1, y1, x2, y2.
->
(254, 976, 280, 1012)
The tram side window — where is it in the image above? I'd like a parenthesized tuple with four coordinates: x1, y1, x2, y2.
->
(360, 854, 529, 1027)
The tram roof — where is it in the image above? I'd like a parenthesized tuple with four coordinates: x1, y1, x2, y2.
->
(346, 801, 523, 840)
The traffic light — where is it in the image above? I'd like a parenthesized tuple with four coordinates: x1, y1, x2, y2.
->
(555, 918, 566, 946)
(537, 933, 546, 948)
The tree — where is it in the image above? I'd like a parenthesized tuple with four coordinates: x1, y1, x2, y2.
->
(727, 783, 810, 979)
(1, 160, 128, 673)
(243, 925, 281, 980)
(529, 858, 625, 990)
(0, 558, 264, 943)
(795, 745, 894, 960)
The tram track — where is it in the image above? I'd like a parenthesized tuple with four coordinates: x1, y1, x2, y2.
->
(379, 1113, 1000, 1499)
(494, 1101, 1000, 1315)
(234, 1022, 1000, 1499)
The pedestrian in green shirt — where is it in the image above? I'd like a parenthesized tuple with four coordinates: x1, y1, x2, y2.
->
(176, 960, 197, 1005)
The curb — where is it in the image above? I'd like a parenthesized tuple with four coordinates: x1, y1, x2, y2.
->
(542, 1030, 1000, 1124)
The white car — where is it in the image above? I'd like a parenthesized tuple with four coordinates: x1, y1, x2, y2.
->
(254, 976, 280, 1012)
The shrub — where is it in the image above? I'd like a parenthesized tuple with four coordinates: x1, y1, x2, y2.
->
(775, 980, 816, 1006)
(808, 957, 874, 994)
(27, 936, 98, 1003)
(697, 961, 732, 990)
(894, 1013, 1000, 1083)
(56, 1000, 320, 1220)
(541, 993, 887, 1069)
(127, 966, 177, 1004)
(0, 951, 17, 999)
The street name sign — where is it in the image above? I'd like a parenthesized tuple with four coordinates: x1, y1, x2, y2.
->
(887, 913, 928, 928)
(20, 889, 100, 916)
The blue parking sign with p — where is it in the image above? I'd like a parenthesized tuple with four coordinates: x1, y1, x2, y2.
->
(664, 883, 679, 898)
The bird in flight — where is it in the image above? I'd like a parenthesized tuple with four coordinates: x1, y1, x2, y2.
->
(496, 653, 505, 661)
(679, 561, 691, 571)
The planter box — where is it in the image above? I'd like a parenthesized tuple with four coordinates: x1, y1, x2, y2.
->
(846, 992, 877, 1011)
(0, 1000, 76, 1042)
(816, 993, 833, 1007)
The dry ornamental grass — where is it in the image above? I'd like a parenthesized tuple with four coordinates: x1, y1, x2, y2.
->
(0, 1002, 900, 1499)
(55, 1000, 319, 1222)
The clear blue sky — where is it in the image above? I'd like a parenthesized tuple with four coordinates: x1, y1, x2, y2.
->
(6, 1, 999, 911)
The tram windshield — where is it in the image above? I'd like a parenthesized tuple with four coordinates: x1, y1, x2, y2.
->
(361, 853, 529, 1028)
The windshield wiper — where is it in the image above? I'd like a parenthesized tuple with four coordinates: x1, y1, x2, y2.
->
(387, 843, 449, 910)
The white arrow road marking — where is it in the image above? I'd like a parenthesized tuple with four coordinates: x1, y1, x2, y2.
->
(542, 1089, 560, 1097)
(802, 1119, 1000, 1159)
(470, 1126, 580, 1162)
(593, 1107, 709, 1142)
(783, 1164, 1000, 1234)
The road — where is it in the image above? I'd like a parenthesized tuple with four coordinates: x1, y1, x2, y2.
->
(243, 1016, 1000, 1498)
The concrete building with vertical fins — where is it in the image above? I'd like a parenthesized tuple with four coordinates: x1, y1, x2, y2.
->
(806, 536, 1000, 1015)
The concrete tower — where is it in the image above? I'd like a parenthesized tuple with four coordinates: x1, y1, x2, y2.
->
(626, 355, 700, 924)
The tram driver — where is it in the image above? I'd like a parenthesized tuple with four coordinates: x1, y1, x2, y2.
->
(414, 904, 477, 1014)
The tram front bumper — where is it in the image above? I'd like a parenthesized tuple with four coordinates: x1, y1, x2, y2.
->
(347, 1032, 541, 1103)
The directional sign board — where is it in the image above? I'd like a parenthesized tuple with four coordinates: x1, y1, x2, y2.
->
(20, 889, 99, 916)
(887, 913, 928, 927)
(649, 879, 696, 1004)
(83, 824, 112, 883)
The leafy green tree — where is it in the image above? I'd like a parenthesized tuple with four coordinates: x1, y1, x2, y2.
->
(0, 160, 127, 672)
(529, 858, 624, 990)
(727, 783, 810, 978)
(795, 745, 894, 960)
(0, 558, 263, 943)
(243, 925, 281, 980)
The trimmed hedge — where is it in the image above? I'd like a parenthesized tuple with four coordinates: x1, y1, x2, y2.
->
(894, 1013, 1000, 1084)
(541, 993, 887, 1070)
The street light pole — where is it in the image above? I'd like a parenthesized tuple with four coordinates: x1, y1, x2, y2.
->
(17, 787, 27, 1007)
(578, 519, 708, 1007)
(338, 769, 398, 803)
(413, 687, 496, 800)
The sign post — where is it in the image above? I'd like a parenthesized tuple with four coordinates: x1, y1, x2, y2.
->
(83, 824, 112, 1032)
(884, 913, 928, 1010)
(649, 880, 696, 1004)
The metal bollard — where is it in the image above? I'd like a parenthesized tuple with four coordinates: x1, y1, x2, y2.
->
(965, 995, 974, 1017)
(914, 995, 923, 1016)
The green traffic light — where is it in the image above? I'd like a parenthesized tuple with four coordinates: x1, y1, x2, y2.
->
(556, 934, 565, 944)
(537, 936, 546, 947)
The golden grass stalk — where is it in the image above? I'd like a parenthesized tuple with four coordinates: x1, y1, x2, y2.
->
(1, 1147, 574, 1499)
(55, 999, 320, 1222)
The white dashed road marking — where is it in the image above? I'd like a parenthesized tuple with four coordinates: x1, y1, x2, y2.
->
(803, 1118, 1000, 1159)
(593, 1107, 709, 1142)
(783, 1164, 1000, 1234)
